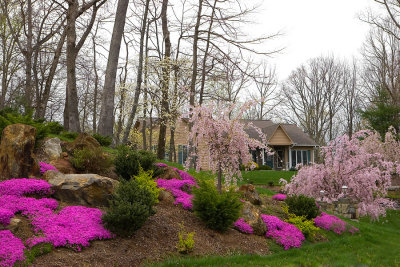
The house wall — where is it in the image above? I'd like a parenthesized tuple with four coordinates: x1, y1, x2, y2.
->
(143, 120, 211, 170)
(269, 127, 292, 145)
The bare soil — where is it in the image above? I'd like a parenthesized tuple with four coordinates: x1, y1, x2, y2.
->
(32, 200, 270, 267)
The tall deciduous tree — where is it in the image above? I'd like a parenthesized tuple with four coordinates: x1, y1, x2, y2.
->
(98, 0, 129, 138)
(64, 0, 106, 132)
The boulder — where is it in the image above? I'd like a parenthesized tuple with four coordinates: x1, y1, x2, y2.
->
(50, 159, 76, 174)
(43, 171, 119, 207)
(158, 189, 175, 204)
(240, 201, 266, 236)
(238, 184, 262, 205)
(65, 133, 100, 153)
(0, 124, 40, 180)
(157, 166, 180, 180)
(0, 217, 22, 232)
(37, 137, 62, 162)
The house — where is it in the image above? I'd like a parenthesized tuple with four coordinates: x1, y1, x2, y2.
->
(241, 120, 318, 170)
(134, 118, 318, 171)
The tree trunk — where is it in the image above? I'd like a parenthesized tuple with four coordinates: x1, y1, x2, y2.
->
(217, 164, 222, 194)
(169, 127, 176, 162)
(157, 0, 171, 160)
(24, 0, 33, 109)
(188, 0, 203, 167)
(36, 31, 66, 119)
(65, 1, 81, 132)
(122, 0, 150, 144)
(98, 0, 130, 137)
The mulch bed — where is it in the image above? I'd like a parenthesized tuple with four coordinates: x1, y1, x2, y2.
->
(32, 201, 269, 267)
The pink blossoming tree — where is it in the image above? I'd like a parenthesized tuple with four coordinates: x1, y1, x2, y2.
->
(285, 129, 399, 220)
(187, 102, 267, 193)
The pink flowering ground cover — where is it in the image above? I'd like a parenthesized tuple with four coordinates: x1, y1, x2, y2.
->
(272, 194, 287, 201)
(314, 212, 359, 235)
(0, 230, 25, 267)
(39, 162, 58, 174)
(261, 214, 305, 250)
(0, 178, 113, 266)
(233, 218, 253, 234)
(155, 164, 197, 210)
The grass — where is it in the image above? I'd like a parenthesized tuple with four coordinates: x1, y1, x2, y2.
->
(241, 170, 296, 186)
(152, 209, 400, 267)
(156, 160, 295, 187)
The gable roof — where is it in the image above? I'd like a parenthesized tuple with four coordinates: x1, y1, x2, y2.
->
(242, 120, 318, 147)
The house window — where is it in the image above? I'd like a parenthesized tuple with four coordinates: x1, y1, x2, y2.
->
(178, 145, 188, 165)
(291, 150, 310, 167)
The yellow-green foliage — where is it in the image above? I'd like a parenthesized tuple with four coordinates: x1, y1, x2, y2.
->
(134, 167, 160, 203)
(176, 223, 195, 254)
(285, 214, 320, 240)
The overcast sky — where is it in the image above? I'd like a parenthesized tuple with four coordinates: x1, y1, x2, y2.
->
(251, 0, 379, 80)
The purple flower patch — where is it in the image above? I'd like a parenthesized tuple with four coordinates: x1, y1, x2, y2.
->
(233, 218, 253, 234)
(39, 162, 58, 174)
(261, 214, 305, 250)
(314, 212, 359, 235)
(272, 194, 287, 201)
(0, 230, 25, 267)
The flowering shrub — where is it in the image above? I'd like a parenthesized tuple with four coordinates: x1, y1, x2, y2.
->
(261, 214, 305, 250)
(272, 194, 287, 201)
(0, 230, 25, 267)
(39, 162, 58, 174)
(155, 166, 197, 210)
(233, 218, 253, 234)
(285, 130, 397, 220)
(314, 212, 359, 235)
(0, 178, 113, 265)
(187, 102, 268, 192)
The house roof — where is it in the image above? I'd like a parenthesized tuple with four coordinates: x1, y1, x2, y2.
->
(136, 117, 318, 147)
(241, 120, 318, 147)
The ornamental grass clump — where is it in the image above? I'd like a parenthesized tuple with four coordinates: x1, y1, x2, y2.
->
(192, 180, 242, 232)
(0, 230, 25, 267)
(261, 214, 305, 250)
(233, 218, 253, 234)
(314, 212, 359, 235)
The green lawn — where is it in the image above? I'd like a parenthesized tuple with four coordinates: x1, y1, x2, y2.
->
(152, 209, 400, 267)
(241, 170, 297, 186)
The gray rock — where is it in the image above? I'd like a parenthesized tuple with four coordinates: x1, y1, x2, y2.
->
(44, 171, 119, 207)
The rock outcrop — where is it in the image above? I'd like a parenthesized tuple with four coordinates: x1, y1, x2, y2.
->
(43, 171, 119, 207)
(65, 133, 100, 153)
(37, 137, 62, 162)
(0, 124, 40, 180)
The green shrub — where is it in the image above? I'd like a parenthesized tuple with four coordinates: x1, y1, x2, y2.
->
(92, 133, 112, 147)
(285, 194, 320, 220)
(0, 108, 57, 142)
(256, 165, 273, 170)
(134, 167, 160, 204)
(71, 147, 113, 175)
(192, 180, 242, 232)
(285, 215, 320, 241)
(176, 223, 195, 254)
(45, 121, 64, 135)
(114, 146, 156, 180)
(102, 177, 157, 236)
(60, 131, 79, 140)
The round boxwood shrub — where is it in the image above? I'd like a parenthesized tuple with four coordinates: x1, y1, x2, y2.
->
(285, 194, 320, 220)
(102, 177, 157, 236)
(114, 146, 156, 180)
(92, 133, 112, 147)
(192, 180, 242, 232)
